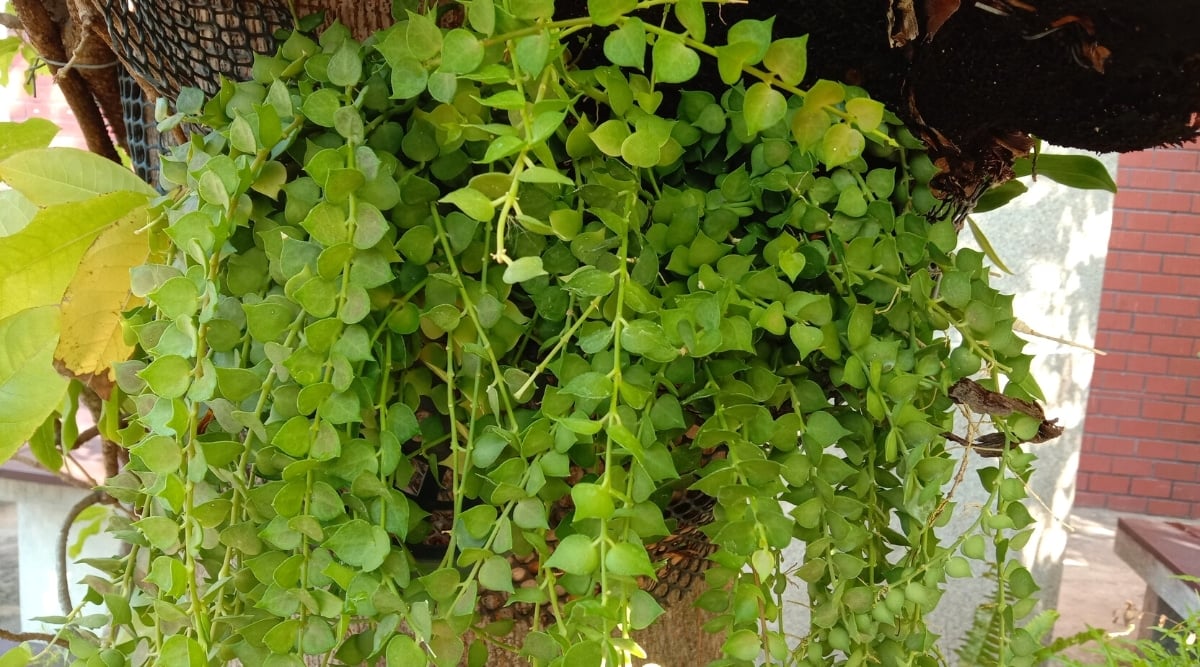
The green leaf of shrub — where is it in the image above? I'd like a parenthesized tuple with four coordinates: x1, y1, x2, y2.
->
(763, 36, 807, 86)
(1014, 153, 1116, 192)
(544, 534, 599, 574)
(0, 307, 68, 465)
(744, 83, 787, 135)
(604, 19, 645, 68)
(652, 34, 700, 84)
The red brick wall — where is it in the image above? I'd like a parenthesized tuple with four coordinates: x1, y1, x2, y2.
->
(1077, 143, 1200, 518)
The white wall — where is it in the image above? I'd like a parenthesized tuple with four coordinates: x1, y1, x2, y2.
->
(0, 476, 120, 633)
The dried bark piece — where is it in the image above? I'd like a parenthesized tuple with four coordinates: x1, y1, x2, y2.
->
(944, 378, 1064, 457)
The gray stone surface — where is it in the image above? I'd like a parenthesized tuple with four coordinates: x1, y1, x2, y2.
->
(0, 502, 18, 632)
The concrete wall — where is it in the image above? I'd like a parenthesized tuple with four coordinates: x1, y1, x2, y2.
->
(0, 476, 120, 633)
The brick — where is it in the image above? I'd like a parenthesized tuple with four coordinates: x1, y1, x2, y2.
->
(1115, 252, 1165, 273)
(1133, 314, 1176, 334)
(1136, 440, 1178, 459)
(1107, 496, 1148, 513)
(1139, 231, 1188, 253)
(1117, 418, 1158, 438)
(1087, 473, 1132, 494)
(1131, 478, 1173, 498)
(1114, 189, 1150, 210)
(1139, 274, 1184, 295)
(1169, 213, 1200, 234)
(1154, 461, 1198, 482)
(1119, 151, 1155, 168)
(1177, 171, 1200, 193)
(1078, 454, 1113, 473)
(1089, 435, 1132, 456)
(1119, 458, 1156, 477)
(1150, 149, 1199, 171)
(1173, 482, 1200, 502)
(1178, 444, 1200, 463)
(1102, 271, 1146, 292)
(1141, 402, 1185, 421)
(1181, 276, 1200, 295)
(1124, 211, 1172, 233)
(1123, 354, 1169, 374)
(1107, 332, 1154, 353)
(1146, 499, 1192, 518)
(1152, 297, 1200, 316)
(1092, 352, 1125, 371)
(1185, 405, 1200, 424)
(1094, 395, 1143, 418)
(1082, 415, 1119, 435)
(1147, 192, 1195, 213)
(1097, 311, 1133, 331)
(1144, 376, 1189, 395)
(1107, 230, 1144, 251)
(1162, 255, 1200, 276)
(1112, 293, 1155, 312)
(1092, 371, 1144, 392)
(1122, 168, 1174, 190)
(1149, 335, 1196, 357)
(1073, 491, 1107, 508)
(1159, 422, 1200, 442)
(1174, 317, 1200, 337)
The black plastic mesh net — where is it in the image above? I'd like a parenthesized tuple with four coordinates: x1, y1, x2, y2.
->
(102, 1, 294, 182)
(102, 0, 294, 98)
(117, 67, 163, 184)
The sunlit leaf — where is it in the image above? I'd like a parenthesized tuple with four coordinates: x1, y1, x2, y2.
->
(0, 307, 69, 465)
(0, 191, 149, 320)
(55, 215, 152, 393)
(0, 147, 153, 205)
(0, 118, 59, 162)
(0, 189, 37, 238)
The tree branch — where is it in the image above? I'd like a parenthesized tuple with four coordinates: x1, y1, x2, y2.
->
(0, 627, 68, 648)
(11, 0, 119, 162)
(57, 491, 104, 615)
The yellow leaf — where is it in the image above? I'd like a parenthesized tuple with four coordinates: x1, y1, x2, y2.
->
(0, 191, 150, 320)
(55, 215, 151, 394)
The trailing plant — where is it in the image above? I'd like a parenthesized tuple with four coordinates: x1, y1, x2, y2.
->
(0, 1, 1115, 665)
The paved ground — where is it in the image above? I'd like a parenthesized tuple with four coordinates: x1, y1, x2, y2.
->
(1052, 506, 1157, 663)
